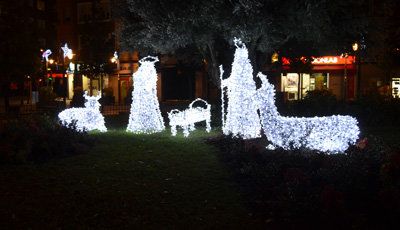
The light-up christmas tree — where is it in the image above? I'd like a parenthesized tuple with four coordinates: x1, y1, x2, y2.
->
(220, 38, 261, 139)
(126, 56, 165, 133)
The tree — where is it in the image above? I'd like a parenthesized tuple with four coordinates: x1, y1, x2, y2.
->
(116, 0, 368, 87)
(0, 1, 42, 107)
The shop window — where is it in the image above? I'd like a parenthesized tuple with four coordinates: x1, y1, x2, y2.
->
(37, 0, 45, 11)
(392, 78, 400, 98)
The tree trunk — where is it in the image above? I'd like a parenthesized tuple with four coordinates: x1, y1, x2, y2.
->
(206, 42, 221, 88)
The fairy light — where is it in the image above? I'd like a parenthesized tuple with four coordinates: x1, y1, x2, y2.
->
(168, 98, 211, 137)
(42, 49, 52, 61)
(220, 38, 261, 139)
(126, 56, 165, 133)
(58, 92, 107, 132)
(61, 43, 73, 59)
(256, 73, 359, 153)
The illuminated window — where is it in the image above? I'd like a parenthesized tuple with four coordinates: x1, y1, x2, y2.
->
(37, 0, 45, 11)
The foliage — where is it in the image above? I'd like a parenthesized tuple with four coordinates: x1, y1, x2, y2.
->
(117, 0, 370, 86)
(0, 1, 42, 81)
(0, 115, 93, 164)
(99, 87, 115, 105)
(209, 133, 400, 228)
(37, 86, 57, 106)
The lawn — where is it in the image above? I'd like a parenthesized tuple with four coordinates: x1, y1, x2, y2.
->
(1, 114, 399, 229)
(0, 117, 251, 229)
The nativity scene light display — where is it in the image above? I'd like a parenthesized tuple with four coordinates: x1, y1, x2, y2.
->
(58, 38, 360, 153)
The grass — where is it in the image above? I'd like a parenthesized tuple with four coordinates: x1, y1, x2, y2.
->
(1, 114, 399, 229)
(0, 116, 251, 229)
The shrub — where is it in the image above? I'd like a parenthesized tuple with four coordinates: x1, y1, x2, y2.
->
(0, 115, 93, 164)
(209, 134, 400, 228)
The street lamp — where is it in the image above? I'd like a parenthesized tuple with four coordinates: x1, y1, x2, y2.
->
(352, 42, 361, 98)
(111, 51, 120, 102)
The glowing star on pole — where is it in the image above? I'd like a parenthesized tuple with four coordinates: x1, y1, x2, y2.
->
(58, 91, 107, 132)
(42, 49, 52, 62)
(256, 72, 360, 153)
(168, 98, 211, 137)
(220, 38, 261, 139)
(126, 56, 165, 133)
(61, 43, 73, 59)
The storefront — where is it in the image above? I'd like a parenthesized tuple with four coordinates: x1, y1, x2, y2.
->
(280, 55, 356, 100)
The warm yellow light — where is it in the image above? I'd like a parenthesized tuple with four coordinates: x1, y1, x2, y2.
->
(48, 59, 54, 64)
(352, 42, 359, 52)
(271, 52, 279, 63)
(67, 53, 73, 60)
(110, 57, 116, 63)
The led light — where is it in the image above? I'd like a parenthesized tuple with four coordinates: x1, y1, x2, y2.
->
(126, 56, 165, 133)
(256, 73, 359, 153)
(168, 98, 211, 137)
(42, 49, 52, 62)
(220, 38, 262, 139)
(61, 43, 73, 59)
(58, 91, 107, 132)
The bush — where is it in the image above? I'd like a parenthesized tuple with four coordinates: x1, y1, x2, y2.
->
(209, 135, 400, 228)
(38, 86, 57, 106)
(0, 115, 93, 164)
(100, 87, 115, 105)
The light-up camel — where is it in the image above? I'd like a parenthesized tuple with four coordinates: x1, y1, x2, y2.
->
(256, 72, 359, 153)
(58, 91, 107, 132)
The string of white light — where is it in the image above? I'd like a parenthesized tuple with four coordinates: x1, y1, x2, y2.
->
(58, 92, 107, 132)
(256, 72, 360, 153)
(126, 56, 165, 133)
(220, 38, 262, 139)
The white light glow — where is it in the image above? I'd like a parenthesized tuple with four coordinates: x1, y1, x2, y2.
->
(42, 49, 52, 62)
(58, 91, 107, 132)
(256, 73, 360, 153)
(168, 98, 211, 137)
(220, 38, 261, 139)
(61, 43, 73, 59)
(126, 56, 165, 133)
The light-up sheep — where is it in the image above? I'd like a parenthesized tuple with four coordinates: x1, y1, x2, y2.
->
(168, 98, 211, 137)
(58, 91, 107, 132)
(256, 73, 359, 153)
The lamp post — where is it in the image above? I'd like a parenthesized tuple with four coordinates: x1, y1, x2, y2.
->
(111, 51, 120, 103)
(341, 53, 349, 100)
(352, 42, 360, 98)
(62, 43, 73, 103)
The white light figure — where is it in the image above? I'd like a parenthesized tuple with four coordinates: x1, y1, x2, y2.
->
(256, 72, 360, 153)
(126, 56, 165, 133)
(220, 38, 261, 139)
(58, 91, 107, 132)
(42, 49, 52, 62)
(61, 43, 73, 59)
(168, 98, 211, 137)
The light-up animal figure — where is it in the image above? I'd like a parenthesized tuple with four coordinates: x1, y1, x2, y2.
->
(58, 91, 107, 132)
(220, 38, 261, 139)
(168, 98, 211, 137)
(256, 72, 359, 153)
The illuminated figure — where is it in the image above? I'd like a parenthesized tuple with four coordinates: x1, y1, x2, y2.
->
(168, 98, 211, 137)
(42, 49, 52, 61)
(58, 91, 107, 132)
(126, 56, 165, 133)
(220, 38, 261, 139)
(257, 72, 359, 153)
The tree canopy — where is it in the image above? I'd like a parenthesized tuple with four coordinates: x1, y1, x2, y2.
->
(117, 0, 370, 85)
